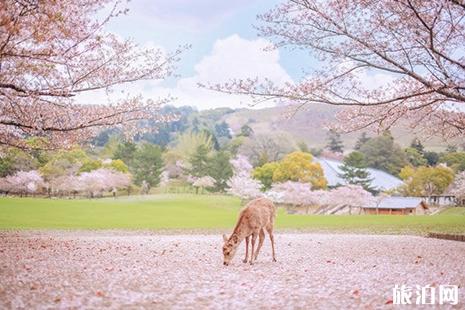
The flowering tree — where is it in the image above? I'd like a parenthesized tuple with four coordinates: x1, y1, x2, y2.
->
(227, 175, 263, 200)
(448, 171, 465, 203)
(0, 0, 183, 149)
(192, 175, 215, 194)
(78, 168, 130, 197)
(227, 155, 263, 199)
(326, 185, 375, 209)
(266, 181, 328, 207)
(230, 155, 254, 176)
(211, 0, 465, 138)
(0, 170, 44, 195)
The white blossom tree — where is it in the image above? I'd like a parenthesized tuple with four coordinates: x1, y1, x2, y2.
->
(0, 170, 44, 196)
(192, 175, 216, 194)
(449, 171, 465, 204)
(227, 155, 263, 200)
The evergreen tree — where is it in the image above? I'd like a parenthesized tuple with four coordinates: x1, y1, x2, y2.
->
(338, 151, 374, 191)
(359, 131, 408, 175)
(354, 132, 370, 150)
(188, 145, 210, 177)
(112, 141, 136, 167)
(410, 138, 425, 154)
(424, 151, 439, 166)
(200, 129, 220, 151)
(208, 151, 233, 191)
(240, 124, 254, 137)
(214, 121, 231, 139)
(297, 141, 310, 153)
(132, 143, 164, 188)
(446, 145, 458, 153)
(404, 147, 427, 167)
(326, 129, 344, 153)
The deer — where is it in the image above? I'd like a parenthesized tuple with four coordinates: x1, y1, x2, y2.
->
(222, 197, 277, 266)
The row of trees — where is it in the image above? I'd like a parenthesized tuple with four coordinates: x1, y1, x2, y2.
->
(1, 120, 464, 200)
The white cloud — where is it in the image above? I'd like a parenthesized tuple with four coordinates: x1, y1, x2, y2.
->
(75, 35, 293, 110)
(166, 34, 292, 110)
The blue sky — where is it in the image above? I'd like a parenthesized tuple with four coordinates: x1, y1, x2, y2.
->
(76, 0, 316, 110)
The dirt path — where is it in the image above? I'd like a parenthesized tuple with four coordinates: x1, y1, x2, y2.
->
(0, 231, 464, 309)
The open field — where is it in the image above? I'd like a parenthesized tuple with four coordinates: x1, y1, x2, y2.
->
(0, 195, 464, 234)
(1, 231, 464, 309)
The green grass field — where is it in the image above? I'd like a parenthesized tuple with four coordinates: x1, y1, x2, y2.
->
(0, 194, 464, 234)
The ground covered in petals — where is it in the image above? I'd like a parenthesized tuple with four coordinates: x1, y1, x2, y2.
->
(1, 231, 464, 309)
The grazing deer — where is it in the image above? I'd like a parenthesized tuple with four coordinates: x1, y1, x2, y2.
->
(222, 197, 277, 266)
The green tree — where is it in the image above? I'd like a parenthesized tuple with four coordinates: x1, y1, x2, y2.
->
(0, 153, 14, 177)
(103, 159, 129, 173)
(240, 124, 254, 137)
(208, 151, 233, 192)
(297, 141, 310, 153)
(404, 147, 427, 167)
(113, 141, 137, 167)
(40, 147, 90, 179)
(167, 131, 213, 163)
(446, 145, 458, 153)
(252, 162, 279, 191)
(338, 151, 373, 191)
(424, 151, 440, 166)
(79, 159, 102, 173)
(359, 131, 408, 175)
(326, 129, 344, 153)
(214, 121, 231, 139)
(410, 138, 425, 154)
(188, 145, 210, 178)
(354, 132, 370, 151)
(132, 143, 164, 188)
(439, 152, 465, 172)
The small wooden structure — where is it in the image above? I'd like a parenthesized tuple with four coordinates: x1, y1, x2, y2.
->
(362, 197, 428, 215)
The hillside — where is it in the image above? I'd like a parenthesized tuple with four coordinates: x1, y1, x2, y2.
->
(222, 104, 454, 151)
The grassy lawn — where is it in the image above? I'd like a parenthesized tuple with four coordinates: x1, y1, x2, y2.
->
(0, 194, 464, 234)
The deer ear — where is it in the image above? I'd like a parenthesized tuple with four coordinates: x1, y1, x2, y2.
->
(232, 234, 239, 244)
(222, 234, 228, 242)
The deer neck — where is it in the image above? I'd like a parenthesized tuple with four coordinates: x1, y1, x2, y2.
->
(231, 226, 249, 242)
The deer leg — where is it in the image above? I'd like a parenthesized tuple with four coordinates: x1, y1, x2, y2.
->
(254, 229, 265, 261)
(243, 236, 249, 263)
(267, 226, 277, 262)
(249, 232, 257, 265)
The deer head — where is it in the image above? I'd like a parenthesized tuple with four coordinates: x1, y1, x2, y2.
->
(222, 233, 239, 266)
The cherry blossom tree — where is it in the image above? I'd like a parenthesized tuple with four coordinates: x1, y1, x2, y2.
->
(211, 0, 465, 138)
(326, 185, 375, 209)
(227, 174, 263, 200)
(0, 0, 184, 149)
(0, 170, 44, 195)
(227, 155, 263, 200)
(230, 155, 254, 176)
(448, 171, 465, 203)
(192, 175, 215, 194)
(265, 181, 329, 210)
(78, 168, 130, 197)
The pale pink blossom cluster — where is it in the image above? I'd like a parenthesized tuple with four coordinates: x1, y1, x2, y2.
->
(209, 0, 465, 138)
(448, 172, 465, 202)
(72, 169, 131, 197)
(159, 171, 170, 187)
(0, 0, 185, 149)
(192, 176, 216, 188)
(0, 168, 131, 197)
(227, 156, 263, 200)
(265, 182, 374, 208)
(0, 170, 44, 194)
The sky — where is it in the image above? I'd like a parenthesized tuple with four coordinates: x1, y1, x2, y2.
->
(77, 0, 315, 110)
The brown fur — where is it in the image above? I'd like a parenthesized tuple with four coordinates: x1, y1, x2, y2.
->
(222, 197, 277, 265)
